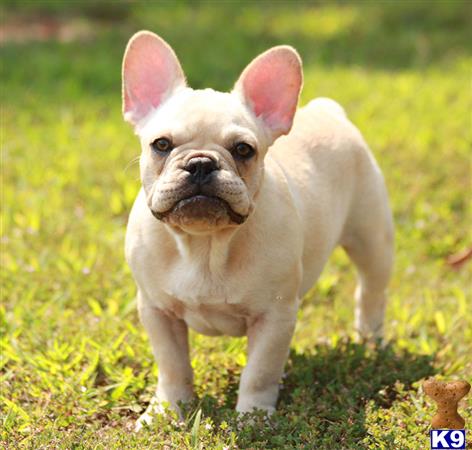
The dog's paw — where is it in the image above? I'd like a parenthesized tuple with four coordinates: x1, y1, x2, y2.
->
(236, 405, 275, 416)
(236, 407, 275, 429)
(134, 400, 167, 432)
(353, 330, 386, 348)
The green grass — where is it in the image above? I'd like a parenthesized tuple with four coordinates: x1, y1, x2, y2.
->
(1, 1, 471, 448)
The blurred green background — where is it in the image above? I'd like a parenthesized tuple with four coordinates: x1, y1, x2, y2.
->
(1, 1, 471, 448)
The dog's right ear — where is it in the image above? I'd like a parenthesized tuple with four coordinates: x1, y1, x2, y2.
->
(122, 31, 186, 127)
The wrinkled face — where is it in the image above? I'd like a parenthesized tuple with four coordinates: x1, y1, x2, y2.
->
(122, 31, 302, 234)
(137, 89, 267, 233)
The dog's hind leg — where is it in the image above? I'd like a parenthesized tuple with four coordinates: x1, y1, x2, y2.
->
(341, 166, 394, 339)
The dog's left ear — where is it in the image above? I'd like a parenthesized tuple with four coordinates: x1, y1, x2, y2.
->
(234, 46, 303, 140)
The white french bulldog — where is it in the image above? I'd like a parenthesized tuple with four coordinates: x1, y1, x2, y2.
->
(122, 31, 394, 429)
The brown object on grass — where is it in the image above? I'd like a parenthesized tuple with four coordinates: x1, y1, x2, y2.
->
(423, 378, 470, 429)
(446, 247, 472, 270)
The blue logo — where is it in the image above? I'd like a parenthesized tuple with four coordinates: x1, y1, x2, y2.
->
(430, 430, 466, 449)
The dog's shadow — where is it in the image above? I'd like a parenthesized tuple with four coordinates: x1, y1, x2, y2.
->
(197, 340, 435, 446)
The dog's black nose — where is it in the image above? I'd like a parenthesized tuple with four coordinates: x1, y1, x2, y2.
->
(184, 157, 217, 185)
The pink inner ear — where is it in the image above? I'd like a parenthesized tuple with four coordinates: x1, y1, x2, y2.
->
(123, 32, 185, 124)
(241, 47, 302, 136)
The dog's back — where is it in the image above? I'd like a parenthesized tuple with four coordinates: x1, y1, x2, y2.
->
(268, 98, 394, 328)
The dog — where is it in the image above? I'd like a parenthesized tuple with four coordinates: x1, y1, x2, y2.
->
(122, 31, 394, 429)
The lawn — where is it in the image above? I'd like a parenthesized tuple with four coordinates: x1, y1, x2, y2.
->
(1, 1, 471, 449)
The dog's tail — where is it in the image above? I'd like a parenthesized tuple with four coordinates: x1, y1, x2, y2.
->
(306, 97, 347, 118)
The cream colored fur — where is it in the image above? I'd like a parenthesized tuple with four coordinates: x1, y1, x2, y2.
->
(122, 32, 394, 430)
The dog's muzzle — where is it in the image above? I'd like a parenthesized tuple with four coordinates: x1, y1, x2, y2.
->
(151, 195, 246, 224)
(150, 155, 247, 225)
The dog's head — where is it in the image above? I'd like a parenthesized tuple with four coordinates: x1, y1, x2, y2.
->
(122, 31, 302, 234)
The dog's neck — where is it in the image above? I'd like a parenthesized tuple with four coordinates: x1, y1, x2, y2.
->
(167, 225, 243, 276)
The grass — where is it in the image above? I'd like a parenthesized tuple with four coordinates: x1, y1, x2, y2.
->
(1, 1, 471, 448)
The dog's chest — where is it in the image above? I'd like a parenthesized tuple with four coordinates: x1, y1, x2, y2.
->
(157, 258, 250, 336)
(162, 259, 237, 305)
(164, 296, 249, 337)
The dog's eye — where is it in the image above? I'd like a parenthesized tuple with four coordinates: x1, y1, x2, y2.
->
(232, 142, 255, 160)
(151, 137, 173, 153)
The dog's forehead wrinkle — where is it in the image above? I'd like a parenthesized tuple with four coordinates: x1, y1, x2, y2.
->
(138, 88, 258, 144)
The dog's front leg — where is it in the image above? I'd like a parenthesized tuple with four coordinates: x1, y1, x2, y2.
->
(136, 302, 193, 430)
(236, 302, 298, 415)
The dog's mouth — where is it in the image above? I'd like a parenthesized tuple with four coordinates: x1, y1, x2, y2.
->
(151, 195, 247, 225)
